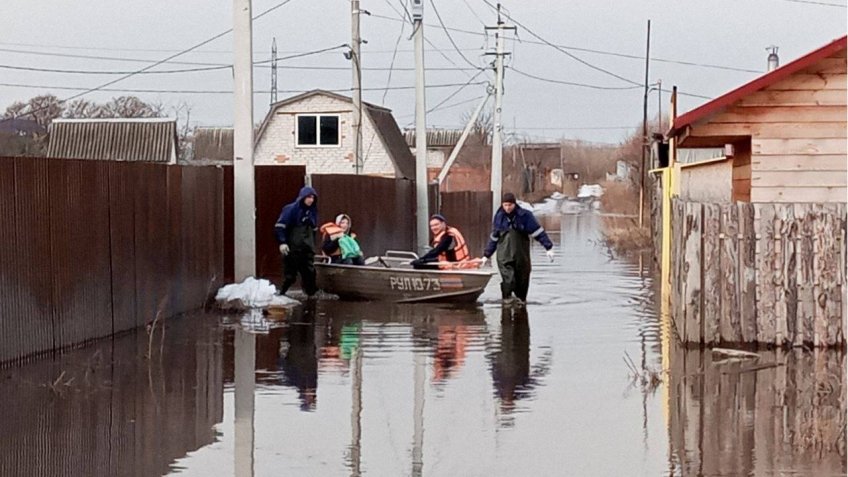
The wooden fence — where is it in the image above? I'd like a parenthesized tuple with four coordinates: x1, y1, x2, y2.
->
(0, 157, 225, 364)
(671, 199, 846, 347)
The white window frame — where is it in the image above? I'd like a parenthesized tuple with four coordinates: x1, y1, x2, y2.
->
(295, 114, 341, 148)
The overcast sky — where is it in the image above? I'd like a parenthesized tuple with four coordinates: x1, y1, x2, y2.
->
(1, 0, 845, 143)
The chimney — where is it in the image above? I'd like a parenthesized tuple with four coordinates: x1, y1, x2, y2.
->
(766, 45, 780, 72)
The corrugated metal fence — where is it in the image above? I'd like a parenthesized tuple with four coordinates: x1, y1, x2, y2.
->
(0, 156, 224, 364)
(222, 165, 306, 281)
(439, 191, 493, 257)
(671, 199, 847, 348)
(313, 174, 416, 258)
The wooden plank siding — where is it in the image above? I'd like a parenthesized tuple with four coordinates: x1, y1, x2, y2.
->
(675, 50, 846, 203)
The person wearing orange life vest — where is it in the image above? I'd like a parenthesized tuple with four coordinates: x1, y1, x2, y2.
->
(411, 214, 470, 269)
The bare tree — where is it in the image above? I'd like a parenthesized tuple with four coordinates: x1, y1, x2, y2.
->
(102, 96, 164, 118)
(3, 101, 28, 119)
(171, 101, 194, 161)
(25, 94, 64, 127)
(63, 99, 108, 119)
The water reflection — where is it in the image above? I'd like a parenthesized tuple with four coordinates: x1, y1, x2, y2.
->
(0, 314, 223, 477)
(489, 306, 550, 423)
(667, 345, 847, 476)
(3, 214, 845, 476)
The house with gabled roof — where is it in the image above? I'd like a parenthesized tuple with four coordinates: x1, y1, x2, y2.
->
(253, 90, 415, 179)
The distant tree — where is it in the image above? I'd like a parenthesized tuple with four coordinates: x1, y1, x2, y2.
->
(102, 96, 164, 118)
(24, 94, 64, 127)
(63, 99, 107, 119)
(3, 101, 28, 119)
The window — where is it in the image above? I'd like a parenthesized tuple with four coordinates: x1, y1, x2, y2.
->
(296, 114, 340, 146)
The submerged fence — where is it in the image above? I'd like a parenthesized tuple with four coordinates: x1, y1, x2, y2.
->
(670, 199, 847, 348)
(668, 346, 846, 475)
(0, 157, 225, 364)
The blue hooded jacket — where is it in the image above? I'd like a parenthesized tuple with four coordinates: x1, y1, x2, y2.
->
(275, 186, 318, 246)
(483, 205, 553, 258)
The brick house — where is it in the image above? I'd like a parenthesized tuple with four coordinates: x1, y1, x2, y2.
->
(254, 90, 415, 179)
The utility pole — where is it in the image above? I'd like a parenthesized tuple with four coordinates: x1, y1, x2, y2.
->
(233, 0, 256, 281)
(413, 0, 429, 255)
(270, 37, 278, 105)
(485, 4, 516, 215)
(638, 19, 651, 228)
(351, 0, 363, 174)
(234, 329, 256, 477)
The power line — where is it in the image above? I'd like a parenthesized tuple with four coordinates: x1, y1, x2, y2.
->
(0, 80, 488, 94)
(480, 0, 639, 86)
(399, 95, 486, 119)
(778, 0, 846, 6)
(429, 0, 484, 70)
(0, 64, 232, 75)
(509, 66, 643, 90)
(2, 0, 299, 123)
(368, 11, 761, 74)
(462, 0, 487, 26)
(427, 69, 488, 113)
(374, 2, 478, 79)
(382, 3, 407, 104)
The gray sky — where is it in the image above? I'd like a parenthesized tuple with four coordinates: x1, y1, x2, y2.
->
(1, 0, 845, 143)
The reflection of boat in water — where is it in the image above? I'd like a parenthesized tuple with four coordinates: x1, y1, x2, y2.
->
(316, 252, 495, 303)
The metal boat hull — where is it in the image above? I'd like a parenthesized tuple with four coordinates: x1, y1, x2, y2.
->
(315, 263, 494, 303)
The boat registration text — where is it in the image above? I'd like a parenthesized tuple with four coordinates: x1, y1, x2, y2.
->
(388, 276, 442, 291)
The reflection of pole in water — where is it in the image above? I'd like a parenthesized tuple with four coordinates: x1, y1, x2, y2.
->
(349, 347, 363, 476)
(412, 351, 425, 476)
(234, 328, 256, 477)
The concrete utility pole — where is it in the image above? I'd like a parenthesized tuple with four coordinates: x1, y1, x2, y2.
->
(234, 329, 256, 477)
(413, 0, 429, 255)
(351, 0, 363, 174)
(233, 0, 256, 281)
(270, 37, 278, 105)
(638, 19, 651, 228)
(486, 4, 515, 215)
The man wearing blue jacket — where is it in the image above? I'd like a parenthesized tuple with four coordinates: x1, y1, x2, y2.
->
(483, 192, 555, 302)
(275, 186, 319, 297)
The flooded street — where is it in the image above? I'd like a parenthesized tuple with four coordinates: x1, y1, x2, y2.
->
(1, 215, 844, 476)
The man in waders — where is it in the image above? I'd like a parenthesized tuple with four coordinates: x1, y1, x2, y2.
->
(275, 186, 319, 297)
(483, 192, 554, 303)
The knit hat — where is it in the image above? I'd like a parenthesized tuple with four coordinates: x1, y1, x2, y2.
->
(502, 192, 517, 204)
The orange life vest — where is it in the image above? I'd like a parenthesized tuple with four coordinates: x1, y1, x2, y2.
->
(433, 226, 471, 268)
(320, 223, 357, 257)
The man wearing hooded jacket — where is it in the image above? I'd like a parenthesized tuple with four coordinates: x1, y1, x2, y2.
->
(483, 192, 555, 302)
(275, 186, 319, 296)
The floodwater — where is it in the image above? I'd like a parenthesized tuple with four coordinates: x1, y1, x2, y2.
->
(1, 215, 844, 477)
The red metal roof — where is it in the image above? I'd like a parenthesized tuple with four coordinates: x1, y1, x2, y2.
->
(669, 35, 847, 137)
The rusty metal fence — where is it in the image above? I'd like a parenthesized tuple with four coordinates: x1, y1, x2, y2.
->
(0, 157, 225, 364)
